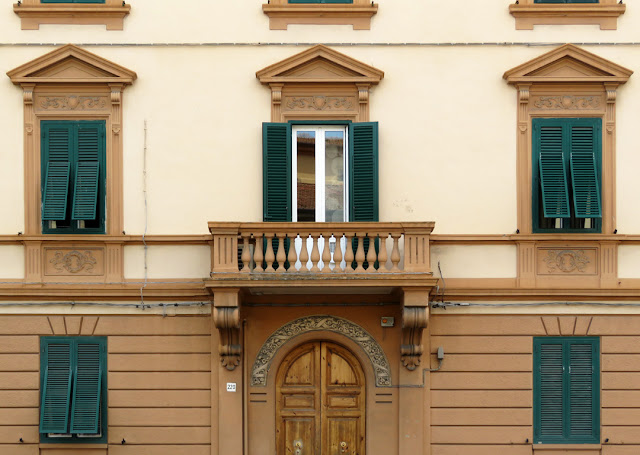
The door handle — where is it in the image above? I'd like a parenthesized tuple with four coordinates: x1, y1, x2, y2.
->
(340, 441, 348, 453)
(293, 439, 303, 455)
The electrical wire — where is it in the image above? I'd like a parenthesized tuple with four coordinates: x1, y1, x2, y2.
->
(140, 120, 149, 309)
(433, 301, 640, 308)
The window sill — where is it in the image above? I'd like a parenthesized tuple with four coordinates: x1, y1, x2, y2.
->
(13, 3, 131, 30)
(40, 443, 108, 449)
(262, 4, 378, 30)
(533, 444, 602, 450)
(509, 4, 625, 30)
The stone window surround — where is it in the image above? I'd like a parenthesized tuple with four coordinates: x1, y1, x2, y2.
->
(7, 44, 136, 284)
(262, 0, 378, 30)
(13, 0, 130, 30)
(509, 0, 625, 30)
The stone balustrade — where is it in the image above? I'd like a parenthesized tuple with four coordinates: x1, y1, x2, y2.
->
(208, 222, 434, 275)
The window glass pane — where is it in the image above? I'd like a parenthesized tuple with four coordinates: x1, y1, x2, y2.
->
(324, 131, 345, 222)
(297, 131, 316, 222)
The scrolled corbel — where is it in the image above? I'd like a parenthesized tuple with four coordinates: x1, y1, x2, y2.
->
(401, 305, 429, 370)
(213, 306, 241, 370)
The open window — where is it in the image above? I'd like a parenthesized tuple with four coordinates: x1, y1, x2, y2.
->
(503, 44, 632, 235)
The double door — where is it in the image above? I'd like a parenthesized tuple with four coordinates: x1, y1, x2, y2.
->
(276, 341, 366, 455)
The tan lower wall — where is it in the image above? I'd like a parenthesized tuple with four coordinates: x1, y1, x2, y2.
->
(0, 315, 212, 455)
(430, 314, 640, 455)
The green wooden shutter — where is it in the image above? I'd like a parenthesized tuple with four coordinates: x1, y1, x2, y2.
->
(570, 125, 601, 218)
(42, 123, 73, 221)
(263, 123, 292, 222)
(70, 342, 102, 434)
(537, 124, 570, 218)
(568, 340, 599, 441)
(72, 124, 103, 221)
(40, 340, 73, 434)
(535, 341, 564, 441)
(349, 122, 379, 222)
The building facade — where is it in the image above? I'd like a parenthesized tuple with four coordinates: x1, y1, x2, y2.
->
(0, 1, 639, 454)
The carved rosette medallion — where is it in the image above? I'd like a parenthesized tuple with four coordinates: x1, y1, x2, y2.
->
(532, 96, 601, 110)
(39, 96, 108, 110)
(543, 249, 590, 273)
(50, 250, 97, 274)
(284, 96, 354, 111)
(251, 315, 391, 387)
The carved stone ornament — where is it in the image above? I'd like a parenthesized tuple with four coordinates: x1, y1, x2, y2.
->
(285, 96, 354, 111)
(251, 315, 391, 387)
(543, 249, 590, 273)
(50, 250, 97, 274)
(401, 306, 428, 371)
(533, 96, 601, 110)
(40, 96, 107, 110)
(213, 307, 241, 371)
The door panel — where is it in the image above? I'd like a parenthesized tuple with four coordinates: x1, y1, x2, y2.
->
(277, 341, 365, 455)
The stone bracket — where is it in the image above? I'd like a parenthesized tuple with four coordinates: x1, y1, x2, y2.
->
(401, 289, 430, 371)
(213, 290, 242, 371)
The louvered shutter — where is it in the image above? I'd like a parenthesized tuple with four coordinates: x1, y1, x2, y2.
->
(535, 341, 564, 441)
(568, 340, 599, 441)
(70, 342, 102, 434)
(349, 122, 379, 222)
(42, 123, 73, 221)
(72, 124, 103, 220)
(569, 125, 601, 218)
(263, 123, 292, 222)
(40, 340, 73, 434)
(537, 125, 570, 218)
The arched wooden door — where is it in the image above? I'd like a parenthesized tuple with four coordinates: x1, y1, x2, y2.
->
(276, 341, 366, 455)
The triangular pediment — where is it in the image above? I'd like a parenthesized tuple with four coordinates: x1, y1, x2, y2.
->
(503, 44, 632, 84)
(8, 44, 137, 85)
(257, 44, 384, 84)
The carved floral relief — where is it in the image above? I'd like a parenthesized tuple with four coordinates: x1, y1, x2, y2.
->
(38, 96, 108, 111)
(540, 249, 596, 275)
(284, 96, 354, 111)
(532, 95, 601, 110)
(44, 248, 104, 276)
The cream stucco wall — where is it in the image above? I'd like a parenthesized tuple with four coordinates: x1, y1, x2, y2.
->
(430, 245, 518, 278)
(123, 245, 211, 279)
(1, 0, 640, 279)
(0, 245, 24, 279)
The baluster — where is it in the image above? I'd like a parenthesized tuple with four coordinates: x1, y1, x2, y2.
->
(286, 234, 297, 272)
(344, 234, 354, 273)
(378, 234, 388, 271)
(265, 233, 276, 272)
(310, 234, 321, 272)
(321, 233, 332, 273)
(253, 233, 264, 272)
(366, 234, 377, 272)
(333, 233, 343, 272)
(390, 234, 401, 271)
(241, 235, 251, 273)
(299, 233, 310, 271)
(354, 233, 366, 272)
(275, 234, 286, 273)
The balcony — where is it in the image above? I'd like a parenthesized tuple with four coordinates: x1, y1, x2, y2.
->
(207, 222, 436, 293)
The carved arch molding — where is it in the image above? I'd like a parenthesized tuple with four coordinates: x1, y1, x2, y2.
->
(251, 315, 392, 387)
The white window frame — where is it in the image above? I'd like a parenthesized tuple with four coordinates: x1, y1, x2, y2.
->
(292, 125, 349, 223)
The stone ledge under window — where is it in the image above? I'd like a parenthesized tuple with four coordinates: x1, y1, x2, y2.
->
(262, 3, 378, 30)
(13, 3, 131, 30)
(509, 3, 625, 30)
